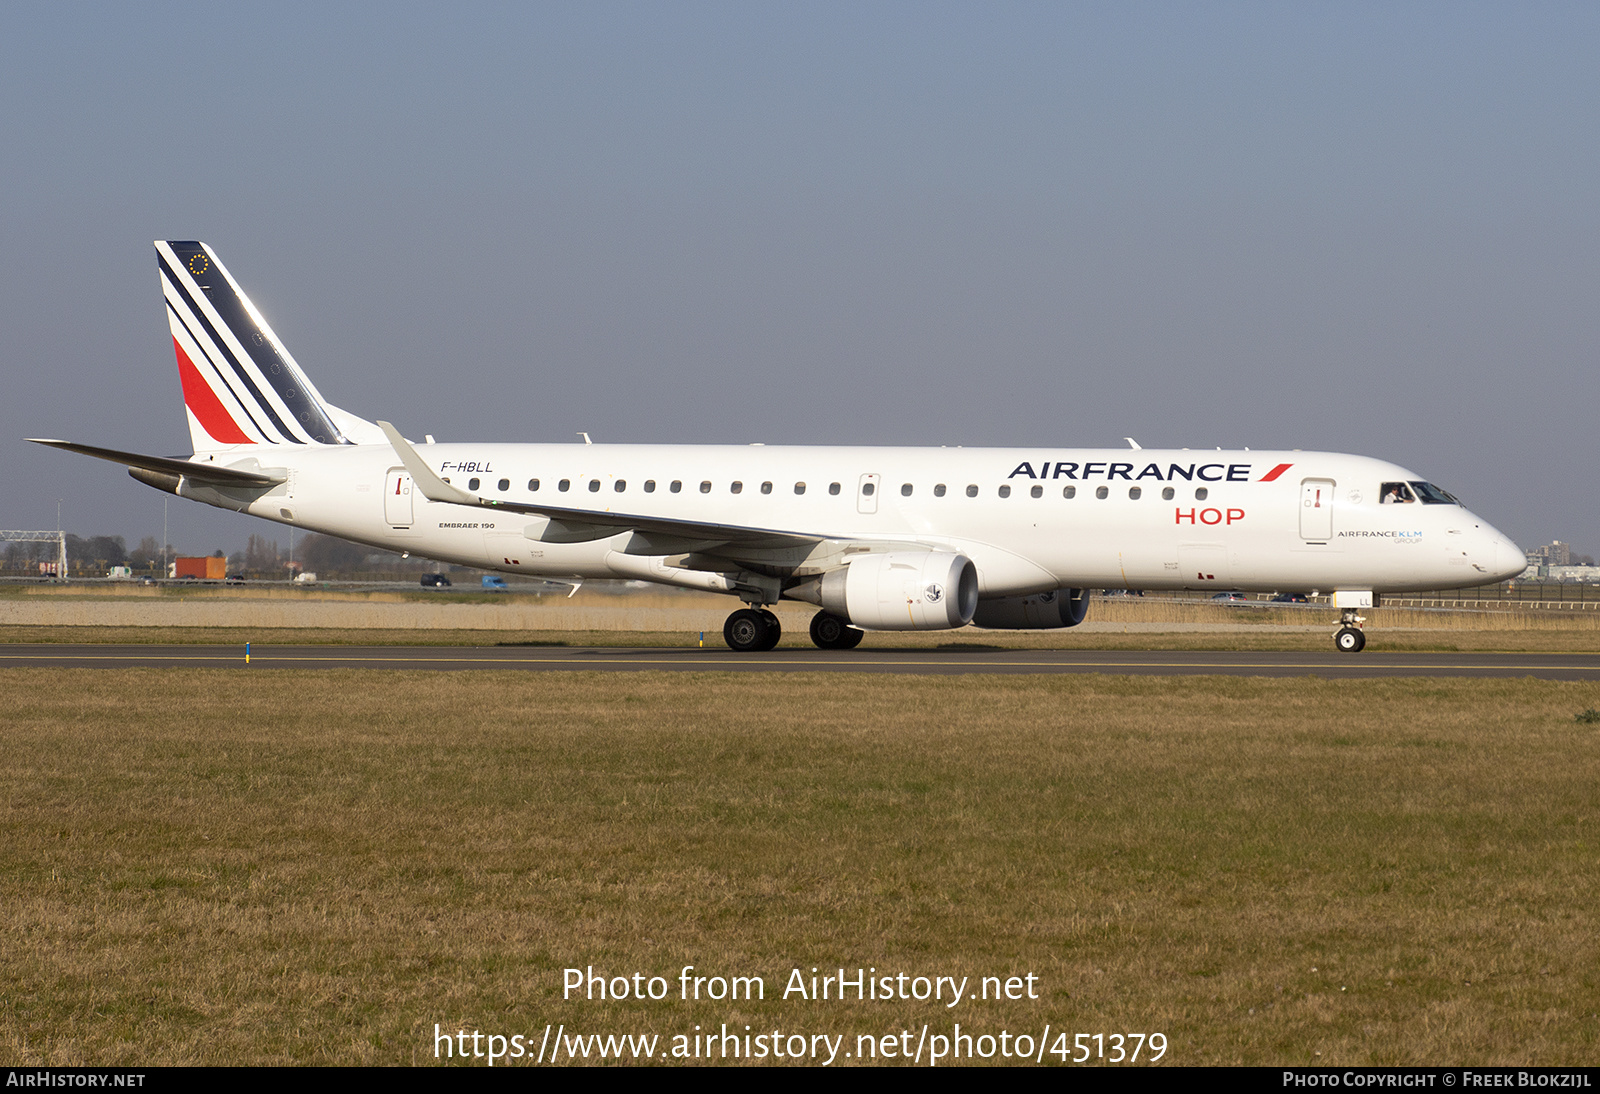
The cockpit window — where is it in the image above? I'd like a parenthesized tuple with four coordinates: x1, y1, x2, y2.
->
(1379, 482, 1416, 504)
(1408, 481, 1459, 505)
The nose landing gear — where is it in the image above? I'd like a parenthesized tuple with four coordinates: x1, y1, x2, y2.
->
(1334, 606, 1366, 653)
(1335, 623, 1365, 653)
(1328, 591, 1372, 653)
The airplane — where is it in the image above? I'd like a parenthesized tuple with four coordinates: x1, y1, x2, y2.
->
(30, 240, 1527, 654)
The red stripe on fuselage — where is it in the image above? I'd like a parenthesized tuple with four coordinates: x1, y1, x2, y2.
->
(1259, 462, 1293, 482)
(173, 337, 254, 444)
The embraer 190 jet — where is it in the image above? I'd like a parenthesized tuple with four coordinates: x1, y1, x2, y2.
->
(32, 241, 1525, 652)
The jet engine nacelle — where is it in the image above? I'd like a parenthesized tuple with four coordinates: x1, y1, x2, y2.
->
(970, 587, 1090, 629)
(820, 551, 979, 630)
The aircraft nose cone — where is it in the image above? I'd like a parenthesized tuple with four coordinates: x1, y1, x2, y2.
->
(1491, 531, 1526, 581)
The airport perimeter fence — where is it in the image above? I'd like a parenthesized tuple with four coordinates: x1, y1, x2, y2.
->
(1380, 581, 1600, 610)
(1119, 582, 1600, 612)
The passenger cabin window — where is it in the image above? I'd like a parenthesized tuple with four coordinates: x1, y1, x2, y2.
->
(794, 482, 806, 494)
(1128, 487, 1141, 500)
(1095, 486, 1109, 499)
(1380, 482, 1417, 504)
(1161, 487, 1174, 500)
(966, 484, 978, 497)
(558, 479, 570, 492)
(862, 482, 875, 496)
(670, 480, 682, 493)
(700, 481, 712, 493)
(1030, 485, 1043, 498)
(497, 478, 509, 492)
(644, 480, 656, 493)
(588, 480, 601, 492)
(468, 477, 480, 491)
(528, 478, 540, 491)
(761, 481, 772, 494)
(998, 485, 1011, 498)
(730, 481, 742, 494)
(934, 484, 946, 497)
(829, 483, 841, 495)
(901, 483, 913, 497)
(614, 480, 626, 492)
(1194, 487, 1208, 500)
(1063, 485, 1076, 499)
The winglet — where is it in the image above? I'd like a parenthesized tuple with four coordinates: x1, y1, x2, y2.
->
(377, 421, 478, 505)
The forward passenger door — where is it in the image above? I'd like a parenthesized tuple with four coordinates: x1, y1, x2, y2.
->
(1299, 479, 1334, 542)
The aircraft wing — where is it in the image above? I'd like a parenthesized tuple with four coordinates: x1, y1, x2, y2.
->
(27, 439, 287, 486)
(379, 421, 827, 550)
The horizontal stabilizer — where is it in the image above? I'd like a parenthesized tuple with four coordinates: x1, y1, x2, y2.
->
(26, 438, 286, 486)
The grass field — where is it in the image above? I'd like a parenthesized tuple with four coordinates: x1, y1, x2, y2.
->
(3, 669, 1598, 1065)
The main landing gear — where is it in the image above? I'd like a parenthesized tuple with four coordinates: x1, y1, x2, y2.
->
(1334, 607, 1366, 653)
(719, 608, 865, 651)
(808, 610, 864, 650)
(724, 608, 782, 652)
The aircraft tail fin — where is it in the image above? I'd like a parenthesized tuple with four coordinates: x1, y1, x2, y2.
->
(156, 241, 383, 451)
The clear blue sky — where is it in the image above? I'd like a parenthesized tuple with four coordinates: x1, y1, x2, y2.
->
(3, 2, 1596, 556)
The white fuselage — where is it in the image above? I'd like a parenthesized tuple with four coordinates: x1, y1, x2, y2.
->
(181, 442, 1525, 597)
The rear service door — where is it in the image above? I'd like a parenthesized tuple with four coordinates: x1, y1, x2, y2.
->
(1299, 479, 1334, 541)
(385, 468, 414, 527)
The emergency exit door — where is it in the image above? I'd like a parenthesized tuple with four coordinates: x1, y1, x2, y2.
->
(857, 473, 880, 515)
(1299, 479, 1334, 541)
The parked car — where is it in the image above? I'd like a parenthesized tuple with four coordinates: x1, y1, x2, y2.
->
(420, 573, 452, 588)
(481, 575, 509, 591)
(1210, 591, 1253, 603)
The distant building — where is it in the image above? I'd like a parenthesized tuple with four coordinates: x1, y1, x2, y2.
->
(1528, 541, 1574, 567)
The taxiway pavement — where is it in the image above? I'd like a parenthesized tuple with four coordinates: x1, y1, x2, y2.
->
(2, 644, 1597, 679)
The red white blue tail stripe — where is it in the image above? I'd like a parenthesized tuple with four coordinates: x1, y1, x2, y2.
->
(158, 241, 350, 450)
